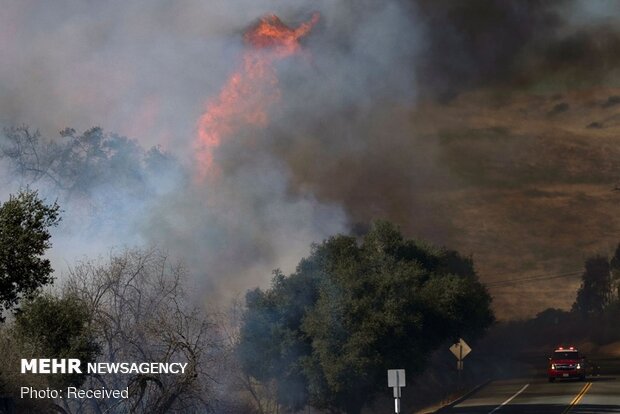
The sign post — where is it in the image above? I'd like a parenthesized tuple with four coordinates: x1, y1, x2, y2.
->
(387, 369, 405, 413)
(449, 338, 471, 389)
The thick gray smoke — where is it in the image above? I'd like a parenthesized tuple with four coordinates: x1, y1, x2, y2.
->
(1, 0, 419, 302)
(0, 0, 417, 149)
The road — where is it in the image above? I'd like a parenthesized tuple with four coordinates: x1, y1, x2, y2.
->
(440, 376, 620, 413)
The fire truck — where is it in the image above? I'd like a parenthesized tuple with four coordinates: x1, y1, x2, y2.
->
(548, 346, 586, 382)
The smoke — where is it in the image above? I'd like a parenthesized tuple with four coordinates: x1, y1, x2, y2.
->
(145, 157, 347, 299)
(0, 0, 372, 303)
(411, 1, 564, 96)
(410, 0, 620, 97)
(0, 0, 424, 144)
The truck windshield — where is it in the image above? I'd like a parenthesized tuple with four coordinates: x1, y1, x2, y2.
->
(553, 351, 579, 359)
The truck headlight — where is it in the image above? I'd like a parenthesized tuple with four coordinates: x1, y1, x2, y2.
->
(551, 364, 556, 369)
(576, 363, 581, 369)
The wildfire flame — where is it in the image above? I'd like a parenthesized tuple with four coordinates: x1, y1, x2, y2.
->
(195, 13, 320, 180)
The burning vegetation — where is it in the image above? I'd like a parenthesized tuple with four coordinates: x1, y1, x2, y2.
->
(195, 13, 320, 180)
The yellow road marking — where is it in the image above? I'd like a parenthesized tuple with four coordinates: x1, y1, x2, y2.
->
(562, 382, 592, 414)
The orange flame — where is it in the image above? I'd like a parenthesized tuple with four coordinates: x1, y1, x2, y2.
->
(195, 13, 320, 180)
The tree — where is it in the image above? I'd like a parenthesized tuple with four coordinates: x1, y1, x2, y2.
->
(0, 189, 60, 320)
(238, 221, 494, 414)
(572, 255, 612, 317)
(610, 244, 620, 301)
(1, 125, 180, 199)
(13, 294, 100, 388)
(63, 248, 217, 414)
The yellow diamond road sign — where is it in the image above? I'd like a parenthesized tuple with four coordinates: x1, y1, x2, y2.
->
(449, 338, 471, 360)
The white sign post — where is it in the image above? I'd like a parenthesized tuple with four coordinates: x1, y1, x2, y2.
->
(387, 369, 405, 413)
(449, 338, 471, 389)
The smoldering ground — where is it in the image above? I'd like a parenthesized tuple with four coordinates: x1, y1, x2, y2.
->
(2, 0, 620, 315)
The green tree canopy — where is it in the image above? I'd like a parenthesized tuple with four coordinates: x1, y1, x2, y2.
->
(238, 221, 494, 414)
(573, 255, 612, 317)
(13, 293, 99, 388)
(0, 189, 60, 320)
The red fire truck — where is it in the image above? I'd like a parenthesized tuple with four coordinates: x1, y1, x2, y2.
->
(548, 346, 586, 382)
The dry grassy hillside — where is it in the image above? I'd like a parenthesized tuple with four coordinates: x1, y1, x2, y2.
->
(412, 87, 620, 319)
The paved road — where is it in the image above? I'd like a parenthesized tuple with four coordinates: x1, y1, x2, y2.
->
(440, 376, 620, 413)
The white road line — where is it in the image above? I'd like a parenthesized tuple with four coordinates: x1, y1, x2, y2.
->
(488, 384, 530, 414)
